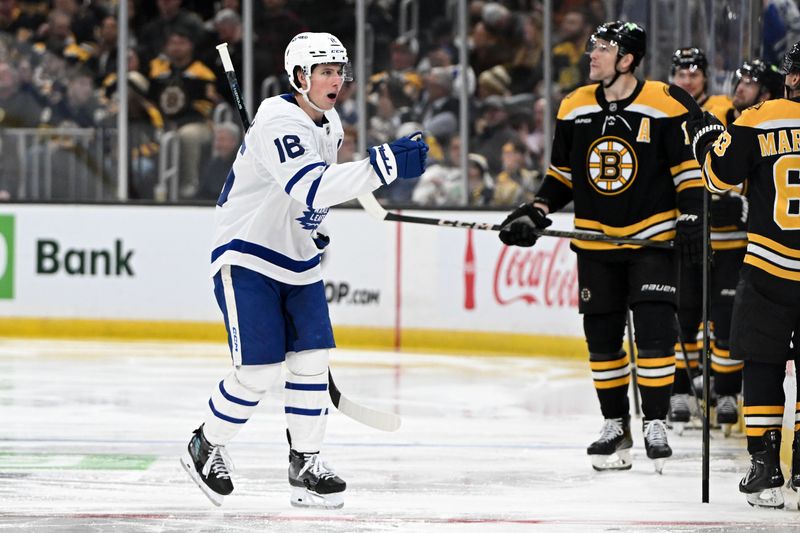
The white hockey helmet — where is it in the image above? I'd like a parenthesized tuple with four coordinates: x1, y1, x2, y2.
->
(284, 32, 352, 94)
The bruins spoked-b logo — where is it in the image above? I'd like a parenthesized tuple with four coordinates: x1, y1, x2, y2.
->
(586, 136, 638, 195)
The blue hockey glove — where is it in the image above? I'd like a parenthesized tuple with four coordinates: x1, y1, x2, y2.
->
(498, 204, 552, 247)
(369, 132, 429, 183)
(675, 213, 704, 265)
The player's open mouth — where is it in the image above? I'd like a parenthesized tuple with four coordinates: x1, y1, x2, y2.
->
(327, 93, 337, 102)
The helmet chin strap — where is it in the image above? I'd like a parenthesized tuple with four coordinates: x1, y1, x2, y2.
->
(603, 57, 625, 89)
(293, 73, 327, 114)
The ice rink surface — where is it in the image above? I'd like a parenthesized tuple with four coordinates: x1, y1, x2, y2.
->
(1, 339, 799, 532)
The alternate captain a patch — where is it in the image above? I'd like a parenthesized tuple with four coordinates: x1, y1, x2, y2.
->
(586, 136, 638, 195)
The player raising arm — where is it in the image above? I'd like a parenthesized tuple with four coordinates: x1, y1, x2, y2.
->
(180, 32, 428, 510)
(689, 40, 800, 509)
(499, 21, 704, 474)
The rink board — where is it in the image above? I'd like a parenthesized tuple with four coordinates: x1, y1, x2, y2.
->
(0, 204, 584, 356)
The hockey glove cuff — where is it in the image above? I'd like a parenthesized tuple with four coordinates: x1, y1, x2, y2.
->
(498, 203, 552, 247)
(368, 131, 429, 184)
(675, 213, 705, 265)
(688, 112, 725, 162)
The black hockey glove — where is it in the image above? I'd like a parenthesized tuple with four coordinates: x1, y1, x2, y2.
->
(710, 192, 748, 229)
(687, 111, 725, 163)
(674, 213, 705, 265)
(498, 203, 552, 247)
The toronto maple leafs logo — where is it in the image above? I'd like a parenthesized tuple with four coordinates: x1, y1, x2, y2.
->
(296, 207, 329, 230)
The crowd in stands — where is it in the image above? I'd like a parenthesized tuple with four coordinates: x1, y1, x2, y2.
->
(0, 0, 797, 205)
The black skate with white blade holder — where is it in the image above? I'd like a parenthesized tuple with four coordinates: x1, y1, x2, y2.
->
(287, 430, 346, 509)
(643, 419, 672, 474)
(715, 395, 738, 437)
(740, 429, 784, 509)
(789, 431, 800, 509)
(180, 425, 234, 506)
(587, 416, 633, 471)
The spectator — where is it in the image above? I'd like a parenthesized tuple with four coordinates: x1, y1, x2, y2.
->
(469, 2, 520, 76)
(0, 59, 42, 199)
(412, 135, 463, 206)
(467, 152, 494, 207)
(334, 80, 358, 127)
(101, 71, 164, 200)
(0, 0, 45, 42)
(492, 139, 540, 206)
(137, 0, 207, 66)
(88, 14, 118, 84)
(367, 76, 415, 146)
(148, 26, 217, 198)
(471, 95, 516, 175)
(32, 9, 94, 65)
(255, 0, 307, 85)
(39, 66, 104, 199)
(368, 36, 423, 104)
(40, 66, 100, 128)
(196, 121, 240, 201)
(416, 66, 459, 147)
(552, 7, 592, 94)
(52, 0, 101, 45)
(763, 0, 800, 65)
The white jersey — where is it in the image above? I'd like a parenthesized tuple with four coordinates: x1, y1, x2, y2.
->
(210, 94, 395, 285)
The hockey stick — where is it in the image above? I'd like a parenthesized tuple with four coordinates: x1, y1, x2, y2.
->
(667, 83, 712, 502)
(216, 43, 400, 432)
(357, 193, 673, 248)
(626, 311, 640, 417)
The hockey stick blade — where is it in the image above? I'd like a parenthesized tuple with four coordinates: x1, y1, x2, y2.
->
(328, 369, 401, 432)
(667, 84, 703, 120)
(357, 194, 671, 248)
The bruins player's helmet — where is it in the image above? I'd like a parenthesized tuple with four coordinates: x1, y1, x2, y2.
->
(783, 40, 800, 74)
(588, 21, 647, 68)
(671, 47, 707, 75)
(735, 59, 783, 98)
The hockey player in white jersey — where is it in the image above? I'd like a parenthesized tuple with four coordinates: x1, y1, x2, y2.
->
(180, 32, 428, 509)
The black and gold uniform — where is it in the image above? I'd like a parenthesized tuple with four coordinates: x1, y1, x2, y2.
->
(691, 42, 800, 507)
(540, 80, 702, 254)
(674, 84, 744, 424)
(148, 56, 217, 128)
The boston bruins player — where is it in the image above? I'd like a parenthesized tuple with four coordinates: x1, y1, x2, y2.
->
(689, 40, 800, 509)
(499, 21, 703, 473)
(669, 54, 782, 435)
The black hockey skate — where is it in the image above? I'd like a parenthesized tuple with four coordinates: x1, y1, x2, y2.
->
(180, 425, 234, 506)
(587, 416, 633, 471)
(289, 449, 346, 509)
(668, 394, 691, 435)
(740, 429, 784, 509)
(643, 419, 672, 474)
(716, 395, 738, 437)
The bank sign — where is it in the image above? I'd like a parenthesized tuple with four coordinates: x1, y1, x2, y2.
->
(0, 215, 13, 299)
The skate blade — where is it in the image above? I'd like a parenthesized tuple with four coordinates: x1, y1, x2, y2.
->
(745, 487, 784, 509)
(590, 449, 632, 471)
(670, 422, 685, 436)
(180, 454, 224, 507)
(290, 487, 344, 509)
(720, 423, 733, 437)
(652, 458, 666, 475)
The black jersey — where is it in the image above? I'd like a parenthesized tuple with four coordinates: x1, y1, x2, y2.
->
(703, 97, 800, 281)
(537, 80, 703, 252)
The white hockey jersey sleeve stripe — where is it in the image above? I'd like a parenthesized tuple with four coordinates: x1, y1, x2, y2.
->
(212, 238, 321, 273)
(285, 161, 327, 197)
